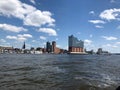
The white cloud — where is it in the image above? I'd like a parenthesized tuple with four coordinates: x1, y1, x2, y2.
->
(0, 39, 6, 42)
(43, 42, 46, 45)
(0, 0, 36, 19)
(0, 42, 11, 47)
(32, 40, 36, 42)
(17, 34, 32, 41)
(95, 25, 104, 28)
(17, 37, 27, 41)
(102, 36, 118, 40)
(76, 32, 81, 35)
(84, 39, 92, 45)
(24, 34, 33, 38)
(112, 45, 118, 48)
(84, 39, 95, 51)
(38, 28, 57, 36)
(24, 10, 55, 27)
(116, 42, 120, 45)
(110, 0, 115, 3)
(56, 45, 61, 48)
(102, 44, 118, 48)
(6, 36, 17, 40)
(30, 0, 36, 4)
(40, 36, 47, 40)
(102, 42, 120, 53)
(0, 0, 55, 27)
(111, 41, 120, 49)
(6, 34, 32, 42)
(18, 34, 32, 38)
(99, 8, 120, 21)
(0, 23, 27, 33)
(88, 20, 106, 24)
(105, 44, 111, 47)
(89, 11, 95, 15)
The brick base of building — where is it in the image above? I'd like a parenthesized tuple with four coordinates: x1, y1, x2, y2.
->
(69, 47, 84, 52)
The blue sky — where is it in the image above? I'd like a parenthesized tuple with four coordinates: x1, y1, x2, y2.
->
(0, 0, 120, 53)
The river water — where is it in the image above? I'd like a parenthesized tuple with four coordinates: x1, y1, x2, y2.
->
(0, 54, 120, 90)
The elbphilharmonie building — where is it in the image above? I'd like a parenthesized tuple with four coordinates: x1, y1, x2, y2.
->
(68, 35, 84, 53)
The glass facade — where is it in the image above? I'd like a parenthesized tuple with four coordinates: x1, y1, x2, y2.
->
(46, 41, 52, 53)
(69, 35, 84, 48)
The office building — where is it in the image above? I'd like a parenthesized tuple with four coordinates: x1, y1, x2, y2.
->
(52, 41, 62, 54)
(52, 41, 56, 53)
(46, 41, 52, 53)
(45, 41, 64, 54)
(68, 35, 84, 53)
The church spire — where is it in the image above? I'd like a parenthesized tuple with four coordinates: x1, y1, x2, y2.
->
(22, 42, 25, 49)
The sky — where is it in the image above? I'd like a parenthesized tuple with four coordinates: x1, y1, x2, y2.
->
(0, 0, 120, 53)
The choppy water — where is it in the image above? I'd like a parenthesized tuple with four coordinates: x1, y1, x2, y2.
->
(0, 54, 120, 90)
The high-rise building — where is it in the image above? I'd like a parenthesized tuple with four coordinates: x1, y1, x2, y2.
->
(46, 41, 52, 53)
(45, 41, 66, 54)
(68, 35, 84, 53)
(52, 41, 56, 53)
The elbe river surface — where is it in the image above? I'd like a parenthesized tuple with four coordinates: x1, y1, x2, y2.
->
(0, 54, 120, 90)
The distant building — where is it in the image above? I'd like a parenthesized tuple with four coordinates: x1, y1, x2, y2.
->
(14, 48, 21, 54)
(35, 47, 43, 54)
(52, 41, 56, 53)
(96, 48, 109, 55)
(42, 47, 46, 53)
(0, 46, 14, 53)
(85, 49, 95, 54)
(46, 41, 52, 53)
(45, 41, 66, 54)
(97, 48, 102, 54)
(52, 41, 60, 54)
(22, 42, 26, 49)
(68, 35, 84, 53)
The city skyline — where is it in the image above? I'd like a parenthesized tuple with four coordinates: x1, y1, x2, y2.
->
(1, 0, 120, 53)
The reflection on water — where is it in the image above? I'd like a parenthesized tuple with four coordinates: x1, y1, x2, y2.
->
(0, 54, 120, 90)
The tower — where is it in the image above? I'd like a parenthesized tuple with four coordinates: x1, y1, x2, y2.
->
(52, 41, 56, 53)
(22, 42, 26, 49)
(46, 41, 52, 53)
